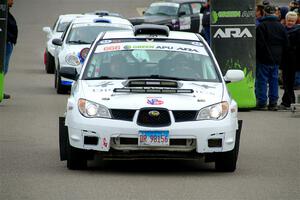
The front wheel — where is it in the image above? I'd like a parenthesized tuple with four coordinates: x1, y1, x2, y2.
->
(215, 120, 242, 172)
(45, 50, 55, 74)
(55, 66, 68, 94)
(67, 139, 88, 170)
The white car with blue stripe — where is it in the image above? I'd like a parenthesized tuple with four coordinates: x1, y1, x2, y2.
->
(59, 25, 244, 172)
(52, 15, 133, 94)
(43, 14, 84, 74)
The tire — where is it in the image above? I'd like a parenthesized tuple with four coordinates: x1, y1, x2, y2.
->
(45, 50, 55, 74)
(215, 120, 243, 172)
(55, 65, 68, 94)
(59, 117, 68, 161)
(67, 137, 88, 170)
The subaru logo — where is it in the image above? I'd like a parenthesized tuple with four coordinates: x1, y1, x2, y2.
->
(148, 110, 160, 117)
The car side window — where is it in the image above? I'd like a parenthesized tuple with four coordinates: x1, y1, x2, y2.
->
(178, 4, 191, 16)
(190, 3, 202, 14)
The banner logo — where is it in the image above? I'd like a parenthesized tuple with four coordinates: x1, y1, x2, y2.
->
(213, 28, 252, 38)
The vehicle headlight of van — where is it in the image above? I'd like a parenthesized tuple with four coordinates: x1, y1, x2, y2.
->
(197, 101, 229, 120)
(78, 99, 111, 118)
(65, 54, 80, 66)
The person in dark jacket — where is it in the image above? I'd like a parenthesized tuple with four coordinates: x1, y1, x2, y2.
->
(278, 12, 300, 109)
(200, 0, 210, 45)
(3, 0, 18, 99)
(255, 5, 288, 110)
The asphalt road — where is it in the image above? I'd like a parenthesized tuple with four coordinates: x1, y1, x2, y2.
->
(0, 0, 299, 200)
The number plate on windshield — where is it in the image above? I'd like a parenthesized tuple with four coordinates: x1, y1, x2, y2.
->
(138, 131, 169, 146)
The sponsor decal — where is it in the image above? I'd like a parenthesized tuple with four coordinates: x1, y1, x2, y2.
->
(213, 28, 252, 38)
(212, 10, 255, 24)
(124, 45, 155, 50)
(123, 44, 199, 53)
(102, 138, 108, 148)
(177, 47, 198, 53)
(100, 137, 110, 151)
(147, 97, 164, 105)
(104, 45, 120, 51)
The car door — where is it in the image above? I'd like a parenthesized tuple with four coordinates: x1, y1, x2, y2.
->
(178, 3, 192, 31)
(190, 2, 203, 33)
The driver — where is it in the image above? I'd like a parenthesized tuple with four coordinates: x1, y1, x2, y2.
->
(109, 54, 127, 77)
(169, 54, 200, 79)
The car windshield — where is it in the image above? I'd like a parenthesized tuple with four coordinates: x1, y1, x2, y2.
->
(144, 3, 179, 16)
(66, 25, 131, 44)
(82, 42, 220, 82)
(57, 21, 71, 32)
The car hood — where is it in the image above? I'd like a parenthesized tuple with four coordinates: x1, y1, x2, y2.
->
(79, 80, 224, 110)
(129, 15, 172, 25)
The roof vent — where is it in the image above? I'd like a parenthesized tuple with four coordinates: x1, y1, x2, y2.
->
(134, 24, 169, 37)
(94, 18, 111, 23)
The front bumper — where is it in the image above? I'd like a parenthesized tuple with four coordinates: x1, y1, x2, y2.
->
(66, 107, 240, 154)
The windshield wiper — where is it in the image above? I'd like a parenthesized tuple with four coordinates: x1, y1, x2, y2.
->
(68, 40, 90, 44)
(84, 76, 124, 80)
(127, 75, 197, 81)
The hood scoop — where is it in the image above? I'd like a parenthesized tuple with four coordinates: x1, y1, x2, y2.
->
(113, 79, 193, 94)
(126, 79, 180, 88)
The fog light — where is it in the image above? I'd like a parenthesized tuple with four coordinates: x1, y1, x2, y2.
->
(208, 139, 222, 147)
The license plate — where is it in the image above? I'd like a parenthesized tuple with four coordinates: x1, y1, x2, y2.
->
(138, 131, 169, 146)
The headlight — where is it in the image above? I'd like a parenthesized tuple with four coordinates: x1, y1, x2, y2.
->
(197, 101, 229, 120)
(65, 54, 80, 66)
(78, 99, 111, 118)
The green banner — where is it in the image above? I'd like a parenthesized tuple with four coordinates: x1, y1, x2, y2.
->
(0, 0, 8, 102)
(211, 0, 256, 108)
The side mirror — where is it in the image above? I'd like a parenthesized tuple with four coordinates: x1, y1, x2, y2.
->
(52, 38, 63, 46)
(59, 67, 78, 81)
(43, 26, 51, 33)
(224, 70, 244, 83)
(142, 10, 146, 15)
(179, 11, 186, 17)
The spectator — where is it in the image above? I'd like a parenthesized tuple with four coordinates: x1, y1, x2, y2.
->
(275, 6, 281, 19)
(279, 6, 289, 25)
(200, 0, 210, 45)
(255, 5, 288, 110)
(289, 0, 300, 11)
(3, 0, 18, 100)
(279, 11, 300, 109)
(262, 0, 271, 6)
(256, 5, 265, 26)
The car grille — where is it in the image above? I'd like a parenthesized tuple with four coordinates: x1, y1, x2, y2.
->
(137, 108, 171, 127)
(110, 109, 136, 121)
(172, 111, 198, 122)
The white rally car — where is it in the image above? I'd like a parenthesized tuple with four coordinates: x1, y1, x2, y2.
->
(52, 14, 133, 94)
(43, 14, 84, 74)
(59, 25, 244, 171)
